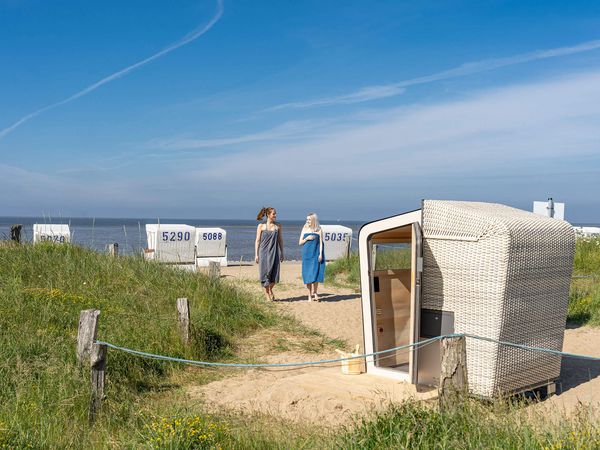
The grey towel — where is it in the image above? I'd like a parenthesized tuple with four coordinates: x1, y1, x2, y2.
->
(259, 229, 280, 287)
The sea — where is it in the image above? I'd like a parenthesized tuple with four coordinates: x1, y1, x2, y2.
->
(0, 217, 364, 261)
(2, 217, 597, 262)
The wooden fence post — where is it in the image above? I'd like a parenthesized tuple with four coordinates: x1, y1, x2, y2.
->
(107, 243, 119, 256)
(176, 298, 190, 345)
(89, 342, 107, 424)
(10, 224, 22, 244)
(439, 335, 468, 412)
(77, 309, 100, 365)
(208, 261, 220, 279)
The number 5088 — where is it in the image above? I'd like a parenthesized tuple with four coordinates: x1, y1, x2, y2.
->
(202, 232, 223, 241)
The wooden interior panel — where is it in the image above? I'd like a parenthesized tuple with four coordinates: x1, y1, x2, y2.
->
(371, 225, 412, 244)
(373, 269, 411, 368)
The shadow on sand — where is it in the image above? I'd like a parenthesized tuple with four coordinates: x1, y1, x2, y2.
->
(277, 293, 360, 303)
(557, 357, 600, 394)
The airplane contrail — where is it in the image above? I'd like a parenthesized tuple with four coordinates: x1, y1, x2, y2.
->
(0, 0, 224, 141)
(266, 39, 600, 111)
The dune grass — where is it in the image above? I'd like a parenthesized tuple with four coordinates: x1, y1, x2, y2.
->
(568, 236, 600, 325)
(568, 277, 600, 326)
(573, 235, 600, 274)
(1, 240, 599, 448)
(0, 243, 277, 448)
(335, 400, 599, 450)
(326, 246, 411, 288)
(130, 399, 599, 449)
(325, 252, 361, 287)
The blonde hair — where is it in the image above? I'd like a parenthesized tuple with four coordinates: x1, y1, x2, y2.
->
(306, 212, 320, 232)
(257, 206, 275, 221)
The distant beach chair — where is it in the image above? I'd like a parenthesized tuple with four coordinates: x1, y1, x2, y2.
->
(33, 224, 71, 244)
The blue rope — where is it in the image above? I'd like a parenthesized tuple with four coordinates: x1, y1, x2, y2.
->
(464, 334, 600, 361)
(95, 332, 600, 369)
(95, 334, 452, 368)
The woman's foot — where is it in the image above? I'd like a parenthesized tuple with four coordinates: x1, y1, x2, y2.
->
(307, 294, 312, 302)
(270, 292, 276, 301)
(313, 293, 320, 302)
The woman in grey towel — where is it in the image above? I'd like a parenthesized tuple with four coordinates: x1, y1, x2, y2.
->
(255, 206, 284, 301)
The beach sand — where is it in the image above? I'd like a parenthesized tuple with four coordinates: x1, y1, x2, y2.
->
(189, 262, 600, 426)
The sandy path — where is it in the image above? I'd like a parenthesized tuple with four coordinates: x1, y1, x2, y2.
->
(536, 326, 600, 415)
(221, 262, 365, 351)
(189, 262, 600, 425)
(189, 262, 434, 426)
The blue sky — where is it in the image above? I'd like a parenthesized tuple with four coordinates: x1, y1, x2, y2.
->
(1, 0, 599, 222)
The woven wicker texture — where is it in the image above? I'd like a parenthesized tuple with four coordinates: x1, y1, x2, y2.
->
(421, 200, 575, 397)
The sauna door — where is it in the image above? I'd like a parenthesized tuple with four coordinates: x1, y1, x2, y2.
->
(369, 220, 422, 379)
(409, 222, 423, 384)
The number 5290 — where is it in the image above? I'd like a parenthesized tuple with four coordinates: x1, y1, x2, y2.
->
(161, 231, 191, 242)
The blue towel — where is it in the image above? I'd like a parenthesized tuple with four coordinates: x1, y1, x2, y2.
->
(302, 233, 325, 284)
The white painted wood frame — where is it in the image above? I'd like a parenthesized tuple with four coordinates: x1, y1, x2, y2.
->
(359, 210, 422, 382)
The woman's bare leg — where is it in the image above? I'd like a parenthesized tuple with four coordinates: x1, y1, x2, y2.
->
(269, 283, 276, 300)
(306, 283, 313, 301)
(313, 282, 320, 302)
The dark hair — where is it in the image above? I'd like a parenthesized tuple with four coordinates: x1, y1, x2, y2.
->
(257, 206, 275, 221)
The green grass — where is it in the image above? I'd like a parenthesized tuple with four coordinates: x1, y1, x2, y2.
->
(573, 235, 600, 274)
(568, 236, 600, 325)
(568, 278, 600, 326)
(2, 240, 600, 448)
(326, 252, 360, 287)
(335, 400, 599, 450)
(0, 243, 277, 448)
(326, 247, 411, 288)
(102, 399, 598, 449)
(373, 246, 411, 271)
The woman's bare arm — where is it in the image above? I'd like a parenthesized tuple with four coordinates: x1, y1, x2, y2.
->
(299, 226, 317, 245)
(299, 226, 307, 245)
(255, 224, 262, 263)
(319, 229, 324, 262)
(278, 224, 284, 261)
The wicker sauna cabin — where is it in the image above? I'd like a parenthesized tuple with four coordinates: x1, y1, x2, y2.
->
(359, 200, 576, 398)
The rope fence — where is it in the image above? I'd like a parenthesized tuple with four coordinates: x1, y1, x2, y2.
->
(94, 333, 600, 369)
(77, 306, 600, 423)
(94, 335, 448, 368)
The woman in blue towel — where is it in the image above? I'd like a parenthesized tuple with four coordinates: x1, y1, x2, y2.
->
(299, 212, 325, 302)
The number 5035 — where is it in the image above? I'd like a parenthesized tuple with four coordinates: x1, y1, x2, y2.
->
(324, 232, 348, 242)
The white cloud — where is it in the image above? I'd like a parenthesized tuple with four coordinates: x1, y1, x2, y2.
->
(3, 70, 600, 219)
(145, 119, 331, 151)
(0, 164, 64, 189)
(185, 70, 600, 185)
(267, 39, 600, 111)
(263, 85, 406, 111)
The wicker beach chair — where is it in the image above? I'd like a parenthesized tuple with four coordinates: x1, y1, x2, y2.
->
(421, 200, 575, 397)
